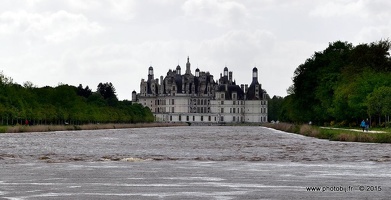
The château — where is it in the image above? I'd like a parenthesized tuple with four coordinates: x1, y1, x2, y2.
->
(132, 57, 268, 123)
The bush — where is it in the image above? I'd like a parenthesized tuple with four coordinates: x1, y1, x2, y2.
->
(374, 133, 391, 143)
(299, 124, 312, 136)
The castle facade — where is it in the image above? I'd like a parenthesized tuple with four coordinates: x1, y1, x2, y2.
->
(132, 57, 268, 123)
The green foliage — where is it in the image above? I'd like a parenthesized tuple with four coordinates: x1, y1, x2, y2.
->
(267, 95, 284, 121)
(0, 78, 153, 125)
(279, 39, 391, 125)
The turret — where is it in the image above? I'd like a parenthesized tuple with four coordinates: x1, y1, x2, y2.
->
(195, 68, 200, 77)
(224, 67, 228, 77)
(252, 67, 258, 83)
(148, 66, 154, 80)
(132, 90, 137, 102)
(176, 65, 181, 75)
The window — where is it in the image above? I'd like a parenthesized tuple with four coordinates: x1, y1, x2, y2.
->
(172, 107, 174, 113)
(221, 93, 224, 99)
(220, 116, 224, 121)
(171, 99, 175, 105)
(186, 116, 189, 121)
(233, 108, 236, 113)
(179, 115, 181, 121)
(230, 108, 232, 113)
(208, 116, 211, 121)
(221, 101, 224, 105)
(170, 116, 172, 121)
(201, 116, 203, 121)
(193, 116, 195, 121)
(221, 108, 224, 113)
(233, 116, 235, 121)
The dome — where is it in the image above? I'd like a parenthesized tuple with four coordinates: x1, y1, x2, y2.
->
(176, 65, 181, 70)
(149, 66, 153, 70)
(195, 68, 200, 72)
(252, 67, 258, 72)
(224, 67, 228, 71)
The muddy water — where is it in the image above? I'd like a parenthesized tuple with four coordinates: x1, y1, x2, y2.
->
(1, 126, 390, 199)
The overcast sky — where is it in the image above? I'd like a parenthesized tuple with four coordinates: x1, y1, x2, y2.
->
(1, 0, 390, 100)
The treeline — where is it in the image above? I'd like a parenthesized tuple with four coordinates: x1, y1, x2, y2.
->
(268, 40, 391, 127)
(0, 74, 154, 125)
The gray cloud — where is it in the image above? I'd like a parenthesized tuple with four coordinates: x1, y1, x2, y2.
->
(0, 0, 390, 100)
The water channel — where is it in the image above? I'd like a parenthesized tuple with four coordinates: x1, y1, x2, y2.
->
(0, 126, 390, 199)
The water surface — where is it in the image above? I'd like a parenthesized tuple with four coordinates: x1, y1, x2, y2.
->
(0, 126, 390, 199)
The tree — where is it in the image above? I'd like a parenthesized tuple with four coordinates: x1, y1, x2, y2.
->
(268, 95, 284, 122)
(367, 86, 391, 125)
(285, 39, 391, 125)
(97, 82, 117, 99)
(97, 82, 118, 106)
(0, 71, 153, 125)
(77, 84, 92, 98)
(0, 71, 13, 86)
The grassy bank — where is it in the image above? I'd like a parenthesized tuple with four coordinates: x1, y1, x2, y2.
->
(0, 122, 188, 133)
(263, 123, 391, 143)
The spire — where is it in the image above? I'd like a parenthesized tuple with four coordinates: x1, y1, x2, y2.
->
(186, 56, 191, 74)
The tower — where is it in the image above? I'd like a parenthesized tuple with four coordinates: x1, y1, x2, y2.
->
(132, 90, 137, 102)
(148, 66, 154, 80)
(252, 67, 258, 84)
(176, 65, 181, 75)
(186, 56, 191, 74)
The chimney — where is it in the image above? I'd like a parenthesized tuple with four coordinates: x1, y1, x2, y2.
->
(245, 84, 248, 93)
(241, 84, 244, 91)
(229, 71, 233, 83)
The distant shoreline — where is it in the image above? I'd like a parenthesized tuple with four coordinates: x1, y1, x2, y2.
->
(1, 122, 188, 133)
(263, 123, 391, 143)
